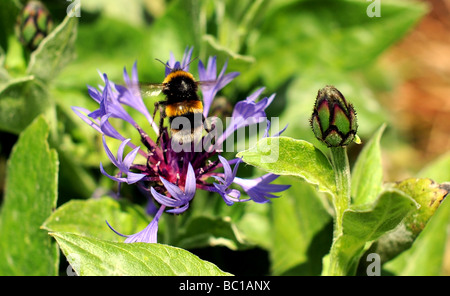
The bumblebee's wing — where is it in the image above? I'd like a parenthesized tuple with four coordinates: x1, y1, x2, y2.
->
(120, 82, 164, 98)
(196, 80, 217, 91)
(138, 83, 165, 97)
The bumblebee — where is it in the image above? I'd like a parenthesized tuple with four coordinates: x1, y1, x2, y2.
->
(139, 61, 212, 145)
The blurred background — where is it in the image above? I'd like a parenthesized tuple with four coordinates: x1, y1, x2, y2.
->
(0, 0, 448, 275)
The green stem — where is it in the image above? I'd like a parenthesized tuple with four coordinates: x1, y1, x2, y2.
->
(326, 146, 351, 276)
(330, 146, 351, 233)
(164, 213, 178, 245)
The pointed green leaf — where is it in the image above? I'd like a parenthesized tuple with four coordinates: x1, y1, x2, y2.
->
(364, 178, 449, 265)
(0, 116, 59, 275)
(27, 15, 78, 82)
(236, 137, 335, 196)
(343, 189, 418, 241)
(351, 124, 386, 206)
(51, 232, 232, 276)
(383, 197, 449, 275)
(330, 189, 418, 275)
(0, 76, 52, 134)
(393, 178, 447, 236)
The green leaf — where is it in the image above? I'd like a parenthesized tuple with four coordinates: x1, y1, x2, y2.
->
(270, 179, 332, 275)
(343, 189, 418, 241)
(42, 197, 150, 242)
(0, 1, 20, 51)
(236, 136, 336, 196)
(0, 116, 59, 275)
(234, 201, 272, 250)
(0, 76, 52, 134)
(361, 178, 449, 267)
(393, 178, 447, 236)
(351, 124, 386, 206)
(51, 232, 232, 276)
(175, 216, 249, 250)
(27, 15, 78, 82)
(330, 189, 418, 275)
(3, 35, 27, 75)
(383, 197, 450, 275)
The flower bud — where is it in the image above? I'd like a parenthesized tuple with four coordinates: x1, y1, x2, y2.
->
(310, 86, 358, 147)
(15, 1, 54, 51)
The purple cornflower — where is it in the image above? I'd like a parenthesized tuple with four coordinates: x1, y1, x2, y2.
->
(73, 46, 290, 243)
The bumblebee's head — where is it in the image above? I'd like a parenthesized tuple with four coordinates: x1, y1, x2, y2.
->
(162, 70, 198, 101)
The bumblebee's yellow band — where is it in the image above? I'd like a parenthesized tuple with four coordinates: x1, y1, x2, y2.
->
(165, 100, 203, 118)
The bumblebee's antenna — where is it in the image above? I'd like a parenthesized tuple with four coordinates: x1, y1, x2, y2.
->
(155, 56, 199, 72)
(184, 56, 198, 69)
(155, 58, 173, 71)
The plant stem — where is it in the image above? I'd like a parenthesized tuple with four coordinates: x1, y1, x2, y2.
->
(326, 146, 351, 275)
(330, 146, 351, 233)
(164, 214, 178, 245)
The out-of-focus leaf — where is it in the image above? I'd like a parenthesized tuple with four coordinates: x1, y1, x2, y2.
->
(58, 16, 148, 87)
(27, 15, 78, 82)
(417, 151, 450, 183)
(3, 35, 26, 76)
(0, 1, 20, 51)
(52, 232, 232, 276)
(0, 116, 59, 275)
(270, 179, 332, 275)
(234, 201, 272, 250)
(81, 0, 145, 26)
(248, 0, 427, 88)
(145, 0, 199, 76)
(0, 76, 52, 134)
(351, 124, 386, 206)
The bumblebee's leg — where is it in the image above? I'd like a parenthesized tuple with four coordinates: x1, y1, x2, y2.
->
(203, 114, 213, 133)
(153, 101, 166, 145)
